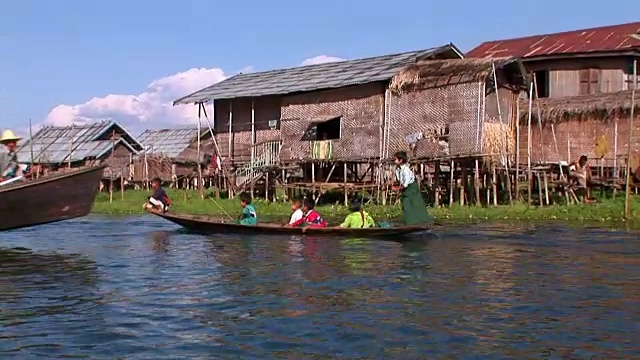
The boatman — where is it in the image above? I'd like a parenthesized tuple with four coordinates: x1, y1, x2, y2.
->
(0, 130, 29, 183)
(391, 151, 431, 225)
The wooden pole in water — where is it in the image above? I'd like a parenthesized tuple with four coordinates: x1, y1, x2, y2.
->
(250, 98, 256, 199)
(197, 103, 204, 200)
(526, 81, 534, 206)
(143, 145, 149, 189)
(449, 160, 454, 206)
(28, 119, 36, 178)
(109, 130, 115, 203)
(68, 123, 74, 169)
(613, 120, 619, 198)
(625, 59, 636, 218)
(515, 99, 520, 201)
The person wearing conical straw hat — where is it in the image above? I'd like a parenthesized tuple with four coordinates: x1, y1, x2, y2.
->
(0, 130, 26, 182)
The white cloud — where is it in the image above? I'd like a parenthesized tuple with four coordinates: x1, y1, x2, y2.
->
(43, 67, 228, 131)
(301, 55, 346, 66)
(43, 55, 346, 133)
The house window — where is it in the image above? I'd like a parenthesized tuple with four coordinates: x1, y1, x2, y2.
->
(316, 117, 341, 140)
(302, 116, 342, 141)
(625, 60, 638, 89)
(579, 68, 601, 95)
(533, 70, 549, 98)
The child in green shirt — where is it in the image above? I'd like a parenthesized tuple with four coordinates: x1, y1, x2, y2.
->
(339, 199, 375, 228)
(237, 192, 257, 225)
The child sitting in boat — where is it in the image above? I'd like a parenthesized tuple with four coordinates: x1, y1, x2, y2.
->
(237, 192, 258, 225)
(143, 177, 171, 212)
(287, 198, 326, 228)
(287, 198, 304, 225)
(338, 199, 375, 228)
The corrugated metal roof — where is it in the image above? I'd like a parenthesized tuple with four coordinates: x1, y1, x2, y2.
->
(174, 44, 462, 104)
(137, 128, 202, 158)
(16, 121, 141, 164)
(467, 22, 640, 59)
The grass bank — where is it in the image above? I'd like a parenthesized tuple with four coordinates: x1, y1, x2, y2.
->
(92, 189, 640, 223)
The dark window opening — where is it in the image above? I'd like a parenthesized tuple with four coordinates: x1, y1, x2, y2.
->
(579, 68, 601, 95)
(533, 70, 549, 98)
(301, 116, 341, 141)
(625, 60, 638, 89)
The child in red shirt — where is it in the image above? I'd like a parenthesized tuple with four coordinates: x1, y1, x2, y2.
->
(287, 198, 327, 228)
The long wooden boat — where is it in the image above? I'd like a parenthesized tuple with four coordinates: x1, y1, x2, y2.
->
(147, 210, 432, 238)
(0, 165, 106, 231)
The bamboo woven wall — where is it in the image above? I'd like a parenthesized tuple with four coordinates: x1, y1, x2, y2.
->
(387, 82, 483, 158)
(280, 83, 383, 161)
(519, 115, 640, 167)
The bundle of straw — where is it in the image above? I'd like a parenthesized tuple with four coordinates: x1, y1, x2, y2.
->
(482, 122, 514, 159)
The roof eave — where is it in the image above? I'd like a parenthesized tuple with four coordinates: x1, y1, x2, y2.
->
(173, 74, 241, 106)
(521, 50, 640, 62)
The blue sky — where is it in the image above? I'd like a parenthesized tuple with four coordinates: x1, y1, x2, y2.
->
(0, 0, 638, 134)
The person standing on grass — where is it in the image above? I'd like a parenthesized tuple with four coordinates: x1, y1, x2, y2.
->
(391, 151, 431, 225)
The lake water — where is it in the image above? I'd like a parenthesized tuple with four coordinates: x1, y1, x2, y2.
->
(0, 216, 638, 359)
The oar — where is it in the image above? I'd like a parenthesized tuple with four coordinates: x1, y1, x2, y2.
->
(208, 197, 235, 222)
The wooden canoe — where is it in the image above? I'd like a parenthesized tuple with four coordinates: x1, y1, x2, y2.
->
(147, 210, 432, 238)
(0, 165, 106, 231)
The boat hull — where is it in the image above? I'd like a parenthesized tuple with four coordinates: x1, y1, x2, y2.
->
(148, 211, 432, 239)
(0, 165, 106, 231)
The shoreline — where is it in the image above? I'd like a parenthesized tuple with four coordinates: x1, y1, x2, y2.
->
(91, 190, 640, 225)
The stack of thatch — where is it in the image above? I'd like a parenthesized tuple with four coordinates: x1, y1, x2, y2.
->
(519, 89, 640, 125)
(389, 57, 526, 95)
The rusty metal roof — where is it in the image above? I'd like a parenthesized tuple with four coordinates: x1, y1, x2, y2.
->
(467, 22, 640, 59)
(174, 44, 464, 104)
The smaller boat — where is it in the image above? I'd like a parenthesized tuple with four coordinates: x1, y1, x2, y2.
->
(147, 210, 432, 239)
(0, 165, 107, 231)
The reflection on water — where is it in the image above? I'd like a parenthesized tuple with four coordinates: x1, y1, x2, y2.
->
(0, 215, 638, 358)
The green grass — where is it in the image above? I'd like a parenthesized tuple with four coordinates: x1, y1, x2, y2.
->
(92, 189, 640, 225)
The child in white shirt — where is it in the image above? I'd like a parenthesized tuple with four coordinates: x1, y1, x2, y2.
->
(288, 198, 304, 225)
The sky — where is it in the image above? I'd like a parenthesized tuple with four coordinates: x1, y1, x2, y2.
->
(1, 0, 638, 136)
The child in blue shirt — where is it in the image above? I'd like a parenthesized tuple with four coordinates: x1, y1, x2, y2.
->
(237, 192, 257, 225)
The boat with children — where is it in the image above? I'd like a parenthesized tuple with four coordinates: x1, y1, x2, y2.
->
(143, 151, 433, 239)
(146, 210, 432, 238)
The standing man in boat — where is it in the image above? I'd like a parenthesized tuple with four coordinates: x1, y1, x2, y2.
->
(0, 130, 28, 182)
(391, 151, 431, 225)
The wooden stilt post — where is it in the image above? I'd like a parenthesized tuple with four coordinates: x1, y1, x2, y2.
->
(449, 160, 455, 206)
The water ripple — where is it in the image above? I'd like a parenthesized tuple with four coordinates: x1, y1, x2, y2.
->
(0, 216, 638, 358)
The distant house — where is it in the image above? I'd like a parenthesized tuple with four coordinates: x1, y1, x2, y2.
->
(173, 44, 465, 189)
(518, 89, 640, 168)
(467, 22, 640, 99)
(135, 127, 220, 182)
(17, 121, 143, 179)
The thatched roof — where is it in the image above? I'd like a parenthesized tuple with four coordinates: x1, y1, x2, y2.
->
(389, 57, 528, 95)
(519, 90, 640, 124)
